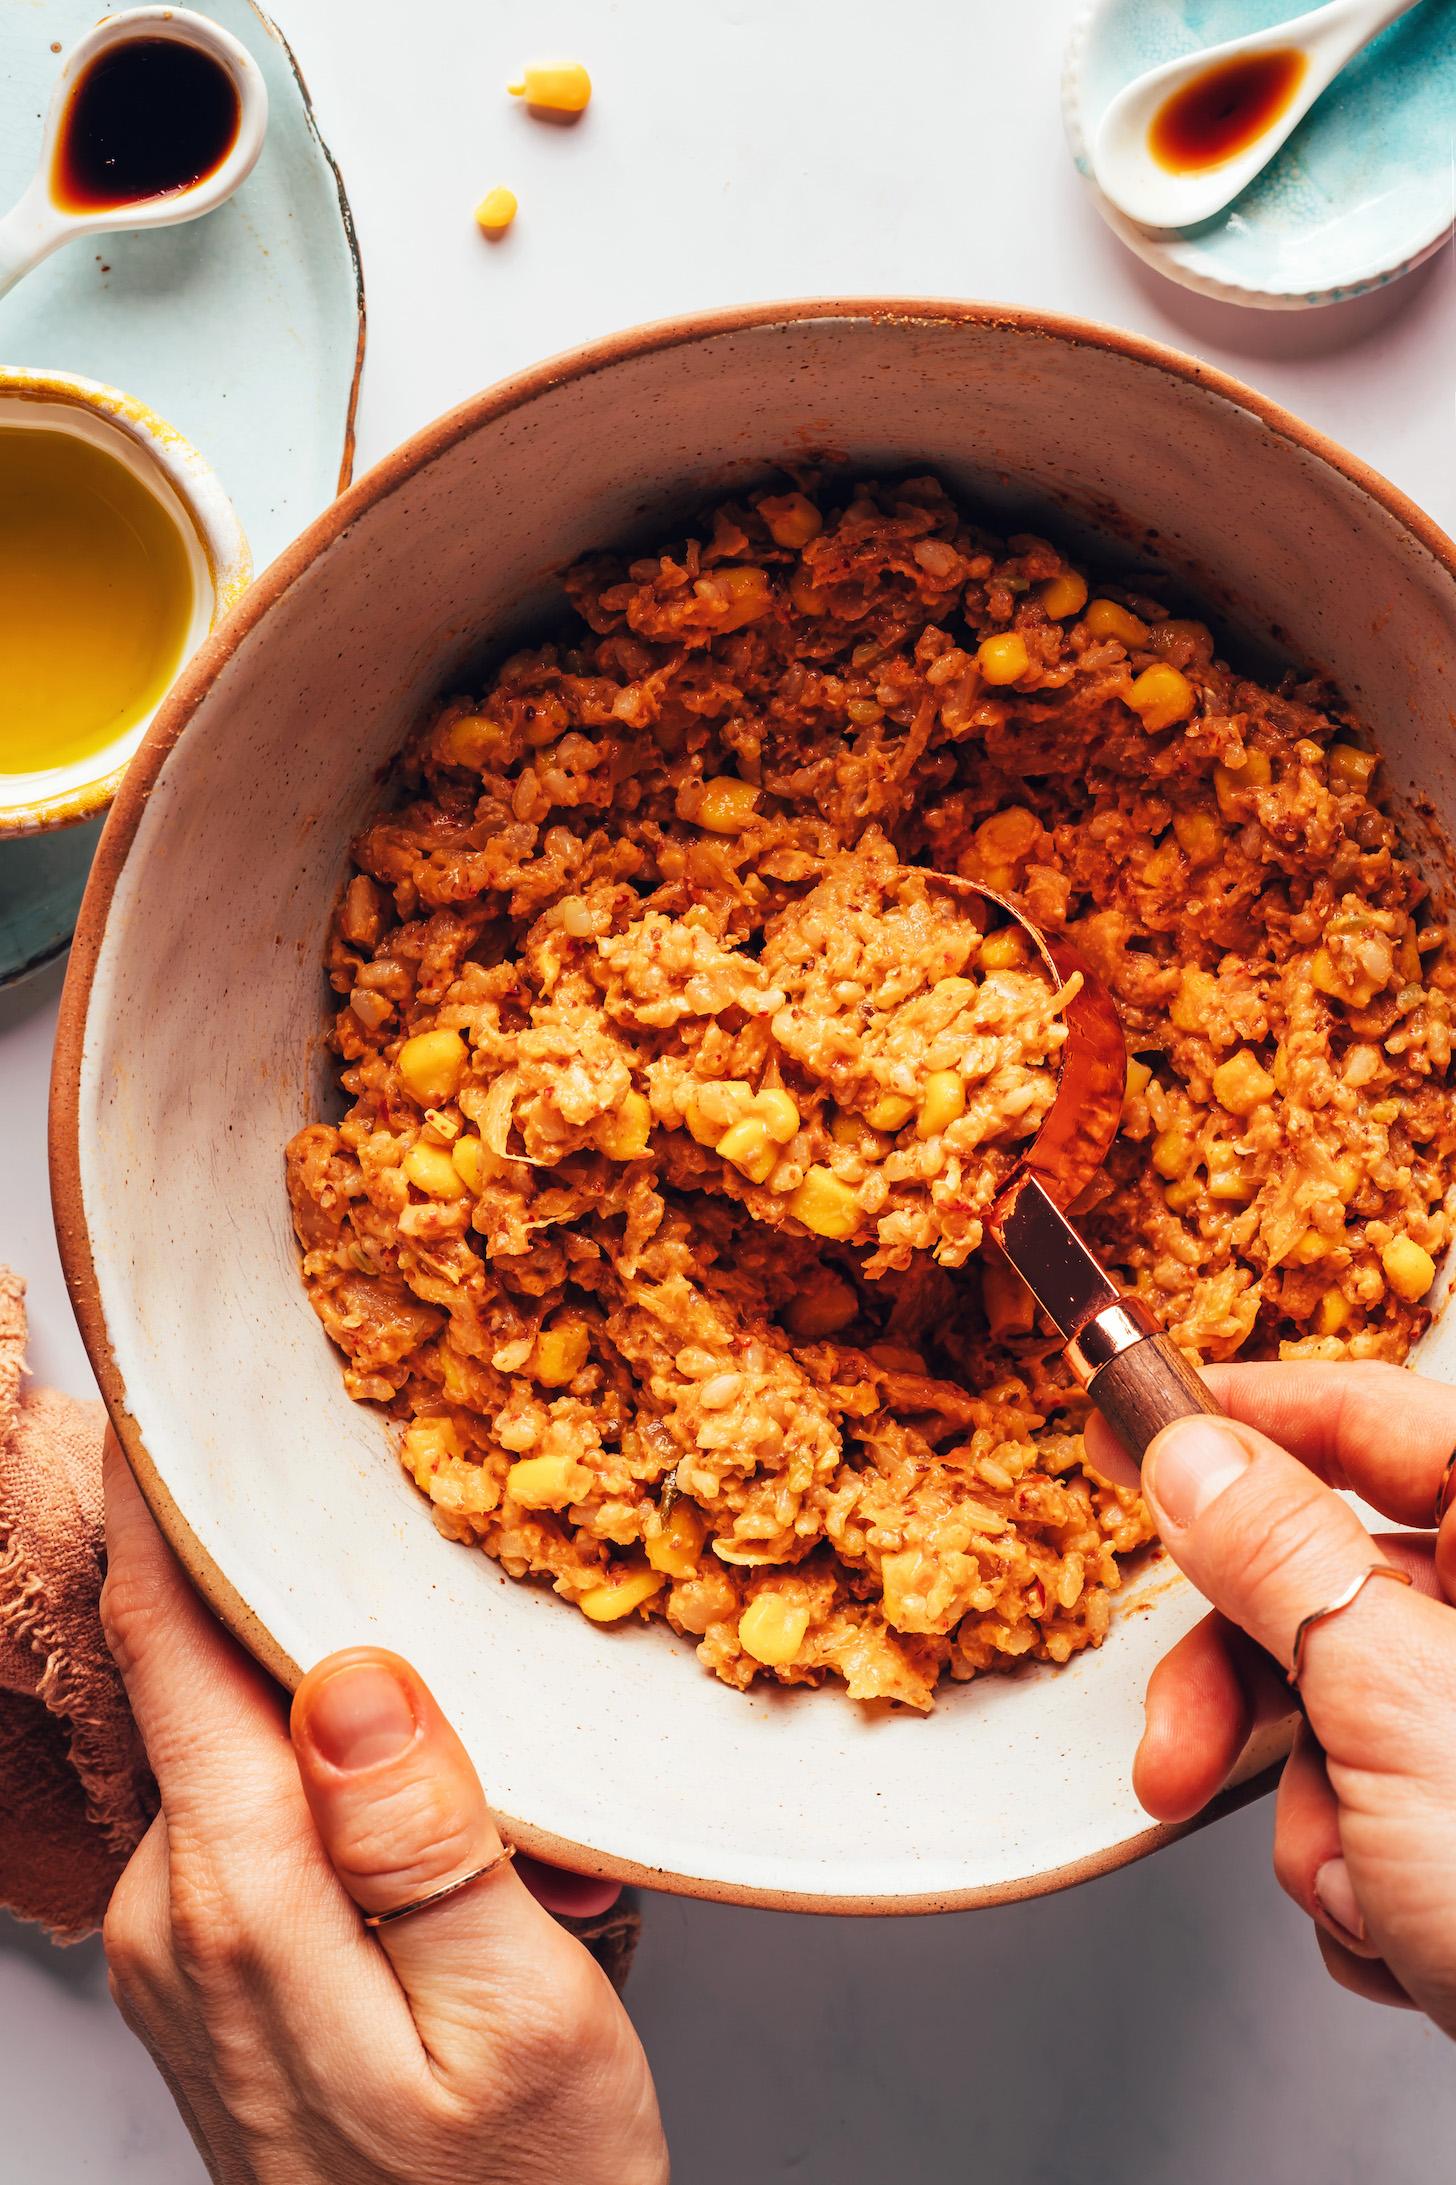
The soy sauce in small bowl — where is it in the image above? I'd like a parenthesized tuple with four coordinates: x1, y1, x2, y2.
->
(52, 36, 241, 214)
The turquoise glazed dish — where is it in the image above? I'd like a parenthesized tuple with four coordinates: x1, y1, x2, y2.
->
(1065, 0, 1456, 306)
(0, 1, 365, 984)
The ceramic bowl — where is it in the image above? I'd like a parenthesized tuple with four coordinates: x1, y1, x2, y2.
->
(1065, 0, 1456, 309)
(53, 302, 1456, 1911)
(0, 368, 251, 838)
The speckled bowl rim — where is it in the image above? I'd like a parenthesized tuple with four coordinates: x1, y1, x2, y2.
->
(55, 293, 1456, 1913)
(1062, 0, 1456, 311)
(0, 366, 254, 835)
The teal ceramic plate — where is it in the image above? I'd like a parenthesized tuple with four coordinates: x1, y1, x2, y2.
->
(0, 0, 365, 984)
(1065, 0, 1456, 307)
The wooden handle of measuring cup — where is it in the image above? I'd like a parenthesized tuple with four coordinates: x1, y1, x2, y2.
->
(1066, 1302, 1221, 1466)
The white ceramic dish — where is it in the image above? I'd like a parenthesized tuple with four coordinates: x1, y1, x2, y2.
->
(53, 302, 1456, 1912)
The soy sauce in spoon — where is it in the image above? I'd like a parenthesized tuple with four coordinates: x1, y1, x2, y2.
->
(52, 37, 240, 213)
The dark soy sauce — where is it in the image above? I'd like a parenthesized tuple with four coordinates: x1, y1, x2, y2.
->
(1149, 49, 1306, 174)
(52, 38, 241, 213)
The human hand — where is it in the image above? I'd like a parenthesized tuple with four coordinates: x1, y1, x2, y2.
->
(97, 1434, 668, 2183)
(1086, 1362, 1456, 2038)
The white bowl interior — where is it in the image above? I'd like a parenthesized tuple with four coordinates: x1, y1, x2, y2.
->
(73, 312, 1456, 1906)
(0, 391, 215, 813)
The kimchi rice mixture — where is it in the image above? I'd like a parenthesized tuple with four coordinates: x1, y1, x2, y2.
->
(287, 474, 1456, 1710)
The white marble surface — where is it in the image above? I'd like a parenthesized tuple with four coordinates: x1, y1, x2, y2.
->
(3, 0, 1455, 2174)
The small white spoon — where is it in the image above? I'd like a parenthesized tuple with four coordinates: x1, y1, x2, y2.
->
(0, 6, 268, 305)
(1092, 0, 1424, 232)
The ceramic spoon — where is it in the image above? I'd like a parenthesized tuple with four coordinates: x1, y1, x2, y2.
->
(1092, 0, 1424, 232)
(0, 6, 268, 306)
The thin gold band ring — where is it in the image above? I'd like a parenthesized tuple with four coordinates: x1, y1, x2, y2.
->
(1436, 1448, 1456, 1531)
(1287, 1565, 1413, 1689)
(362, 1843, 517, 1929)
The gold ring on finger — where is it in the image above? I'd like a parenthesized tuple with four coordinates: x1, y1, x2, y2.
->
(362, 1843, 517, 1929)
(1287, 1565, 1413, 1690)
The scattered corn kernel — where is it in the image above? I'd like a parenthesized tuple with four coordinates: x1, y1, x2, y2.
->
(738, 1593, 811, 1667)
(1127, 664, 1196, 732)
(438, 713, 504, 767)
(1315, 1287, 1351, 1336)
(1332, 1156, 1362, 1200)
(403, 1141, 469, 1199)
(507, 1453, 587, 1510)
(696, 775, 760, 833)
(508, 60, 592, 112)
(451, 1134, 489, 1195)
(598, 1089, 652, 1161)
(1328, 742, 1378, 793)
(1213, 750, 1272, 818)
(402, 1417, 463, 1474)
(579, 1566, 665, 1623)
(753, 1087, 800, 1143)
(790, 564, 828, 616)
(646, 1499, 707, 1578)
(1083, 598, 1148, 648)
(1383, 1236, 1436, 1303)
(1164, 1176, 1202, 1215)
(1038, 571, 1088, 619)
(758, 492, 822, 549)
(975, 806, 1040, 866)
(977, 632, 1030, 685)
(785, 1270, 858, 1339)
(980, 928, 1031, 971)
(1170, 968, 1216, 1032)
(1213, 1049, 1277, 1118)
(397, 1027, 468, 1106)
(916, 1069, 966, 1139)
(686, 1080, 754, 1146)
(1123, 1057, 1152, 1111)
(1206, 1153, 1254, 1202)
(534, 1320, 590, 1386)
(787, 1167, 862, 1240)
(1173, 810, 1223, 866)
(1140, 842, 1182, 888)
(1290, 1228, 1330, 1266)
(717, 1116, 776, 1184)
(866, 1093, 916, 1132)
(1151, 1126, 1195, 1180)
(983, 1258, 1036, 1338)
(475, 186, 517, 236)
(705, 565, 773, 631)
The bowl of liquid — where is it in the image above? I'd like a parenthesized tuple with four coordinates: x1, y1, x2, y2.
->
(0, 367, 250, 979)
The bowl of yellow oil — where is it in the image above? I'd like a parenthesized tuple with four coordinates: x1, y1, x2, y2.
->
(0, 367, 249, 981)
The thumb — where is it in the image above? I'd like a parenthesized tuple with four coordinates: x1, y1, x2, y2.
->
(1141, 1415, 1450, 1763)
(290, 1647, 594, 2071)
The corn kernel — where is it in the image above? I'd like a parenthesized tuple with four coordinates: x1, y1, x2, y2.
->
(703, 565, 773, 631)
(438, 713, 504, 768)
(508, 60, 592, 111)
(758, 492, 822, 549)
(1328, 742, 1378, 793)
(1083, 599, 1149, 648)
(451, 1134, 489, 1194)
(1169, 967, 1216, 1032)
(598, 1089, 652, 1161)
(866, 1093, 916, 1131)
(1039, 571, 1088, 619)
(1151, 1126, 1195, 1180)
(1140, 842, 1182, 888)
(1213, 1049, 1277, 1118)
(738, 1593, 811, 1667)
(717, 1116, 776, 1184)
(686, 1079, 754, 1145)
(646, 1499, 707, 1578)
(1124, 1057, 1153, 1104)
(397, 1028, 468, 1106)
(507, 1453, 588, 1510)
(787, 1167, 862, 1240)
(1213, 750, 1273, 818)
(977, 632, 1030, 686)
(828, 1108, 868, 1149)
(1290, 1228, 1330, 1266)
(983, 1258, 1036, 1338)
(916, 1069, 966, 1139)
(1173, 810, 1223, 866)
(1332, 1155, 1362, 1200)
(1206, 1152, 1254, 1202)
(1164, 1176, 1202, 1215)
(753, 1087, 800, 1143)
(579, 1566, 665, 1623)
(695, 776, 760, 833)
(404, 1141, 469, 1199)
(402, 1416, 464, 1476)
(1127, 664, 1196, 732)
(980, 928, 1031, 971)
(790, 564, 828, 616)
(1383, 1236, 1437, 1303)
(975, 806, 1041, 866)
(475, 186, 518, 235)
(1315, 1287, 1351, 1336)
(785, 1270, 858, 1339)
(534, 1320, 590, 1386)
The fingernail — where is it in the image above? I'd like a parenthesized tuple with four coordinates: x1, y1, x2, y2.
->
(302, 1660, 419, 1772)
(1143, 1417, 1254, 1532)
(1315, 1857, 1366, 1945)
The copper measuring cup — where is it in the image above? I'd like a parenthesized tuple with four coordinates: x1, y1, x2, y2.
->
(932, 872, 1219, 1464)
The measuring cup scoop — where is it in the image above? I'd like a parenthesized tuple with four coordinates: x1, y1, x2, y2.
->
(0, 5, 268, 306)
